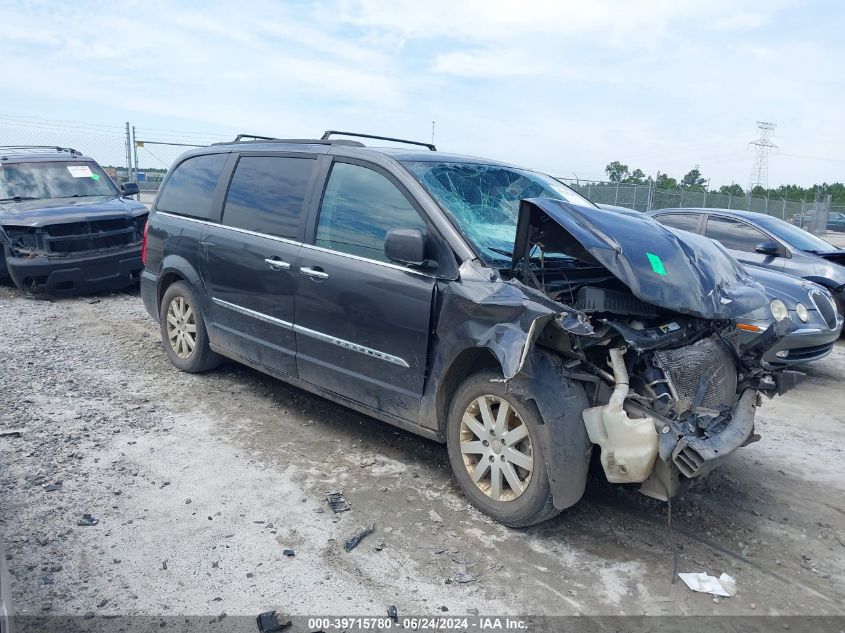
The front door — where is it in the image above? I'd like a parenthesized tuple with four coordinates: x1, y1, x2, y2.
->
(294, 160, 436, 421)
(703, 214, 786, 271)
(202, 154, 317, 376)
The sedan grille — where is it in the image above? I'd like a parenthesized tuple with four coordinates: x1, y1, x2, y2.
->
(809, 288, 837, 330)
(652, 334, 738, 411)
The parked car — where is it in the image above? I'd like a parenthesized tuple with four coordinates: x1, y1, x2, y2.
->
(0, 539, 12, 633)
(141, 133, 799, 526)
(0, 146, 147, 293)
(597, 205, 843, 364)
(648, 208, 845, 315)
(791, 211, 845, 233)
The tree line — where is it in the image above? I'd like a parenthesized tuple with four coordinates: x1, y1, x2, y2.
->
(603, 161, 845, 205)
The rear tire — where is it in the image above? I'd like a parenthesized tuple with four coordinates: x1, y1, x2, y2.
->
(446, 370, 560, 527)
(159, 281, 221, 373)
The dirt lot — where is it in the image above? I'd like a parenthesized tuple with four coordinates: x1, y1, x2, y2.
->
(1, 279, 844, 619)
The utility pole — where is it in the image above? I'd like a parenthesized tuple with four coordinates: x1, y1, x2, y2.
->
(431, 121, 435, 145)
(748, 121, 777, 193)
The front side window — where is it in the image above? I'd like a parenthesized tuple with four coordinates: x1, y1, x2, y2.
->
(0, 161, 117, 201)
(755, 214, 836, 253)
(704, 216, 769, 253)
(156, 153, 228, 220)
(654, 213, 702, 234)
(402, 161, 595, 266)
(222, 156, 314, 239)
(316, 162, 427, 262)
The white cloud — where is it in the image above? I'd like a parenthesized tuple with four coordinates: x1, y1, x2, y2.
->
(1, 0, 842, 187)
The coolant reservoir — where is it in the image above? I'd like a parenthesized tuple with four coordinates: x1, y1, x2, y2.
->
(583, 405, 658, 483)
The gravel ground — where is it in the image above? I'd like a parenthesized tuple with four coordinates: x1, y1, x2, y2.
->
(0, 280, 844, 619)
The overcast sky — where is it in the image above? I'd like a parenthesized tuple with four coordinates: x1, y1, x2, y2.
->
(2, 0, 843, 187)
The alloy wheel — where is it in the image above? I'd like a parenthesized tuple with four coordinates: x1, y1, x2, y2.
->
(166, 295, 197, 359)
(459, 395, 534, 501)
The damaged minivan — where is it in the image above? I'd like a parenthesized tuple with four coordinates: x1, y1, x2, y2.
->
(141, 133, 801, 526)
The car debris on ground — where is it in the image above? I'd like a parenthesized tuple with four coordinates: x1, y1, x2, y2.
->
(256, 610, 291, 632)
(325, 491, 351, 513)
(344, 523, 376, 552)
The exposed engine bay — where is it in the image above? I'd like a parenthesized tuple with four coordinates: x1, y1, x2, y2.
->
(494, 198, 805, 499)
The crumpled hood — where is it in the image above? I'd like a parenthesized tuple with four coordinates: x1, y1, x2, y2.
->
(511, 198, 769, 320)
(0, 196, 147, 227)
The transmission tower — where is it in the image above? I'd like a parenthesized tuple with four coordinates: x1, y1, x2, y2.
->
(748, 121, 777, 192)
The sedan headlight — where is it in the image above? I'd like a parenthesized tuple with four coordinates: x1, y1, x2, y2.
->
(795, 302, 809, 322)
(770, 299, 789, 321)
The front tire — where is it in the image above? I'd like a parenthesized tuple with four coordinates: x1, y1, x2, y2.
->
(159, 281, 221, 373)
(446, 370, 560, 527)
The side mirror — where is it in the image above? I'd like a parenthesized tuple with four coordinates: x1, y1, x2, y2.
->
(384, 228, 436, 269)
(121, 182, 140, 196)
(755, 241, 782, 257)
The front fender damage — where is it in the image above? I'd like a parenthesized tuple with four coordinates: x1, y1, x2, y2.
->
(429, 257, 802, 509)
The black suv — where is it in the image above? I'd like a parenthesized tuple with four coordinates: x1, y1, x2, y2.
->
(0, 146, 146, 293)
(141, 132, 799, 526)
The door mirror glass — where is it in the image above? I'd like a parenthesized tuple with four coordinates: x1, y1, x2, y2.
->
(384, 228, 435, 269)
(755, 241, 782, 256)
(121, 182, 140, 196)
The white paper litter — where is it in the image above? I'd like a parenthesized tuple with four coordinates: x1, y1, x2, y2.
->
(67, 165, 93, 178)
(677, 572, 737, 597)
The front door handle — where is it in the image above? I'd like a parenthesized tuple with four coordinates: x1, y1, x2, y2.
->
(300, 266, 329, 280)
(264, 257, 291, 271)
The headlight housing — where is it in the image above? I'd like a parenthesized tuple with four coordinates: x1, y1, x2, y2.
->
(770, 299, 789, 321)
(795, 302, 809, 322)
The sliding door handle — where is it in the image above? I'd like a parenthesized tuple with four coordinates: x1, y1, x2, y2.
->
(264, 258, 291, 271)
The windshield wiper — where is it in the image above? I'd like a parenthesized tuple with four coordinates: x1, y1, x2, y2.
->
(486, 246, 513, 258)
(0, 196, 40, 202)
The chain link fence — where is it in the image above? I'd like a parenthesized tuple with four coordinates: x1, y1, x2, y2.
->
(2, 114, 841, 231)
(0, 114, 233, 207)
(558, 179, 841, 235)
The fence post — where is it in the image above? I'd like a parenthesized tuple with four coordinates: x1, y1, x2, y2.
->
(124, 122, 132, 183)
(131, 125, 139, 184)
(727, 192, 732, 209)
(680, 189, 684, 207)
(702, 189, 707, 208)
(782, 197, 786, 219)
(614, 182, 619, 205)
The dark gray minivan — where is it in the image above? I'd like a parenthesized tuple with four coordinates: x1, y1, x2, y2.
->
(141, 133, 799, 526)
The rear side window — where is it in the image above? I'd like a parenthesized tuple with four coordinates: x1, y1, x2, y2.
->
(704, 216, 769, 252)
(316, 162, 426, 262)
(654, 213, 701, 234)
(156, 153, 227, 220)
(222, 156, 314, 239)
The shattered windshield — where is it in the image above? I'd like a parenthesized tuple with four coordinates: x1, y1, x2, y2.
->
(403, 161, 596, 265)
(0, 161, 117, 201)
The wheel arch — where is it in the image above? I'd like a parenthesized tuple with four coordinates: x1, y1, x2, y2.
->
(420, 346, 503, 439)
(156, 254, 204, 311)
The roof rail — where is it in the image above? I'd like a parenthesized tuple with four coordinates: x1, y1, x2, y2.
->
(0, 145, 83, 157)
(321, 130, 436, 151)
(233, 134, 279, 141)
(212, 135, 366, 148)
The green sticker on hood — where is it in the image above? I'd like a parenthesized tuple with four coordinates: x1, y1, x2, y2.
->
(646, 252, 667, 276)
(90, 173, 101, 180)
